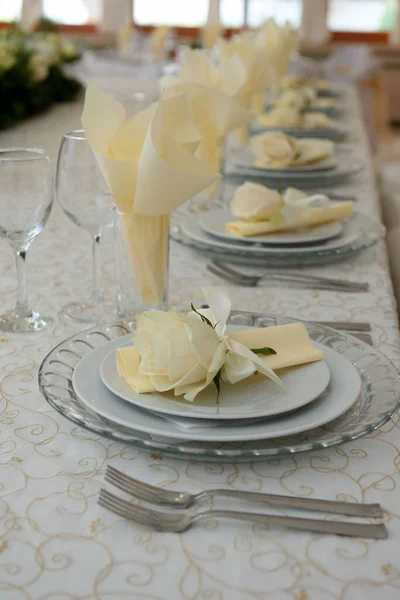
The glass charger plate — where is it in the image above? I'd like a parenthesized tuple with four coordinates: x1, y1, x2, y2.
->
(38, 312, 400, 462)
(171, 212, 385, 267)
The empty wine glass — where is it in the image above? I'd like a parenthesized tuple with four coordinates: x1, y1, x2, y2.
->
(56, 130, 115, 323)
(0, 148, 53, 333)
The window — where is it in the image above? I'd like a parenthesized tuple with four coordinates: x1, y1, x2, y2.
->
(247, 0, 301, 28)
(0, 0, 22, 22)
(328, 0, 397, 32)
(42, 0, 102, 25)
(134, 0, 209, 27)
(221, 0, 245, 28)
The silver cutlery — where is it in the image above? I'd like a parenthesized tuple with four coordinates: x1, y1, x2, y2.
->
(208, 260, 369, 293)
(316, 320, 371, 332)
(348, 332, 373, 345)
(305, 192, 358, 202)
(99, 488, 387, 538)
(105, 466, 382, 518)
(200, 306, 372, 333)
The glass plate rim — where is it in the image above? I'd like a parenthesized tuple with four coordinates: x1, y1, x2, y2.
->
(171, 212, 385, 264)
(38, 313, 400, 462)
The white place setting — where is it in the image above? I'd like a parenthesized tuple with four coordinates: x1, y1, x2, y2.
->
(2, 4, 400, 599)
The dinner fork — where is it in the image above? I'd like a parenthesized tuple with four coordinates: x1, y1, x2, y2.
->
(208, 260, 369, 292)
(105, 466, 383, 518)
(98, 489, 387, 538)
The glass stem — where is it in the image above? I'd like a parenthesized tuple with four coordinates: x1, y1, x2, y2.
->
(14, 249, 30, 317)
(89, 233, 104, 305)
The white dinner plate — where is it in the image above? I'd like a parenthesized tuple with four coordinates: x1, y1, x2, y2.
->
(200, 209, 344, 246)
(180, 213, 359, 256)
(72, 338, 361, 442)
(227, 146, 362, 183)
(230, 144, 337, 174)
(100, 335, 331, 420)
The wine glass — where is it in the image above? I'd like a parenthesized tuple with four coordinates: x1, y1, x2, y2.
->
(0, 148, 53, 333)
(56, 130, 116, 323)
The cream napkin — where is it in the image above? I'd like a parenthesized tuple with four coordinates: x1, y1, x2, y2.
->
(82, 85, 220, 306)
(226, 202, 353, 237)
(161, 48, 252, 187)
(163, 81, 251, 172)
(117, 22, 133, 58)
(255, 20, 299, 90)
(202, 0, 221, 50)
(150, 26, 169, 59)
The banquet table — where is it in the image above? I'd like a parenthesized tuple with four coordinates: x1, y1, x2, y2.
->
(0, 86, 400, 600)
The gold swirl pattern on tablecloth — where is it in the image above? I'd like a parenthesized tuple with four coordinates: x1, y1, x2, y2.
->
(0, 88, 398, 599)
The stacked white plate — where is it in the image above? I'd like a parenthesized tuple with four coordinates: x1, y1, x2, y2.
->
(225, 145, 363, 189)
(173, 208, 383, 266)
(71, 327, 362, 444)
(249, 120, 349, 141)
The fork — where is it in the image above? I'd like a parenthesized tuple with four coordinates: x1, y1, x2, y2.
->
(208, 260, 369, 292)
(98, 489, 387, 538)
(105, 466, 383, 518)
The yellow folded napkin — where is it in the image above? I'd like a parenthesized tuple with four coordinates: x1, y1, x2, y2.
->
(226, 200, 353, 237)
(162, 81, 251, 172)
(150, 26, 169, 59)
(117, 286, 323, 402)
(249, 131, 334, 168)
(117, 22, 133, 58)
(82, 86, 220, 306)
(254, 20, 299, 89)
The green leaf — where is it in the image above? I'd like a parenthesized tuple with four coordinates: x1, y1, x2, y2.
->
(251, 347, 277, 356)
(213, 373, 221, 404)
(190, 303, 213, 328)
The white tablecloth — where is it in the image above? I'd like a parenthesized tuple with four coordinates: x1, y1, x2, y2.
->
(0, 87, 399, 600)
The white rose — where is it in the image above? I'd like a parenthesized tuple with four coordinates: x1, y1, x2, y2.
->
(283, 74, 308, 89)
(0, 49, 15, 72)
(282, 189, 330, 223)
(230, 182, 282, 221)
(119, 288, 284, 402)
(29, 54, 50, 82)
(250, 131, 299, 167)
(134, 310, 227, 401)
(61, 42, 78, 60)
(277, 90, 305, 110)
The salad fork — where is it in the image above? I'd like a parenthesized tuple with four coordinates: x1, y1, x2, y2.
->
(98, 488, 387, 538)
(208, 260, 369, 292)
(105, 466, 383, 518)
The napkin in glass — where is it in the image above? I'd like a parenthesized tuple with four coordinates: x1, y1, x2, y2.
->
(82, 85, 220, 307)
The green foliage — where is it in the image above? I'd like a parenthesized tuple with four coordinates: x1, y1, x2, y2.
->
(0, 28, 82, 130)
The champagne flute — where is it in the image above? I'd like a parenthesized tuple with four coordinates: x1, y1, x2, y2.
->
(56, 130, 115, 323)
(0, 148, 53, 332)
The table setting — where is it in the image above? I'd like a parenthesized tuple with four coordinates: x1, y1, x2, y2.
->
(1, 17, 400, 600)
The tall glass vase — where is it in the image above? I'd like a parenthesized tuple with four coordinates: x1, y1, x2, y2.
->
(115, 211, 169, 319)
